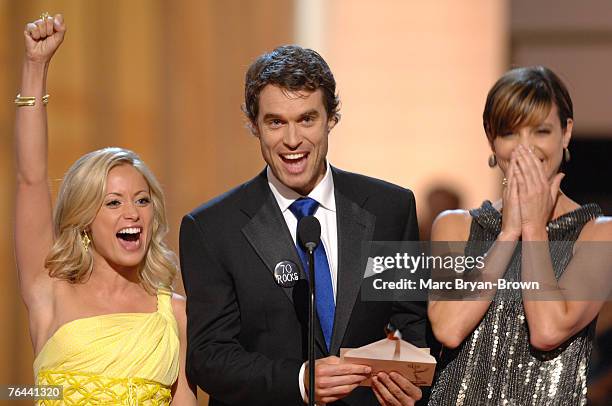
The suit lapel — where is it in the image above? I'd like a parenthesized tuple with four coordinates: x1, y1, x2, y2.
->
(330, 173, 376, 355)
(242, 193, 304, 306)
(241, 171, 328, 355)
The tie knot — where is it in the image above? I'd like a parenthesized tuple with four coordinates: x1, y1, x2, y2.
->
(289, 197, 320, 220)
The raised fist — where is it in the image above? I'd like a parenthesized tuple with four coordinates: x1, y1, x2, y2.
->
(24, 13, 66, 64)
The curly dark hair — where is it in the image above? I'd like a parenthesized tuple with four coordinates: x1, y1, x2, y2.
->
(243, 45, 340, 131)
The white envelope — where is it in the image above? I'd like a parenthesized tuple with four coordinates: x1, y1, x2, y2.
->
(341, 338, 436, 386)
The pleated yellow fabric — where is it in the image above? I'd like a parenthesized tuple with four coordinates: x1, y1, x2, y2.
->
(34, 289, 179, 405)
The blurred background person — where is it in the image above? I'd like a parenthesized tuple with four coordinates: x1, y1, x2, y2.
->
(418, 186, 463, 242)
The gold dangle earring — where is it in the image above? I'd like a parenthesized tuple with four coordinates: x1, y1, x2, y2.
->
(81, 231, 91, 252)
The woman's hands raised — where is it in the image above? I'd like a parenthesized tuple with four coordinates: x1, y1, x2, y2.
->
(500, 154, 522, 240)
(24, 13, 66, 64)
(500, 144, 564, 241)
(513, 144, 564, 239)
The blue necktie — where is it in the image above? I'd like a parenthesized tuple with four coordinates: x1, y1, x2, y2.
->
(289, 197, 335, 351)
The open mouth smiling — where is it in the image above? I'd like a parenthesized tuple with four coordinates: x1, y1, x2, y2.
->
(279, 152, 310, 175)
(280, 152, 308, 163)
(116, 227, 142, 251)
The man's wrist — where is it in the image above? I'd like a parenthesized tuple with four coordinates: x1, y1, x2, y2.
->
(299, 362, 308, 403)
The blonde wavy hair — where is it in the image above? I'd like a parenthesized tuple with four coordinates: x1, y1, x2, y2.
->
(45, 147, 177, 294)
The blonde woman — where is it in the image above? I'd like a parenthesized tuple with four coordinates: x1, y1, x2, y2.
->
(15, 13, 197, 404)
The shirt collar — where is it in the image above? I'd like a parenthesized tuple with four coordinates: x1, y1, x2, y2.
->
(267, 162, 336, 213)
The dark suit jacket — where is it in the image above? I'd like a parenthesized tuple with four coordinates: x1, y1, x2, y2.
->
(180, 167, 426, 406)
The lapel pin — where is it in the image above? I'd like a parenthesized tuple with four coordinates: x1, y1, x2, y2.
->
(273, 260, 300, 288)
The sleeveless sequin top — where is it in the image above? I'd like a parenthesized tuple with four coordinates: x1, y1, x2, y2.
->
(429, 201, 602, 406)
(34, 288, 179, 405)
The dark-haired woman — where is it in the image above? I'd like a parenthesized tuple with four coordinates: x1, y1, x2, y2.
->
(427, 66, 612, 405)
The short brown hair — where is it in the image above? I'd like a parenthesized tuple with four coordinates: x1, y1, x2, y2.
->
(483, 66, 573, 142)
(243, 45, 340, 131)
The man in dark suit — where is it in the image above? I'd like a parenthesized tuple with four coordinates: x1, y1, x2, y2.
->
(180, 45, 426, 406)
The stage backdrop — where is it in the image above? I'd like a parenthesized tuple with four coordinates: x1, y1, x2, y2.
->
(3, 1, 609, 406)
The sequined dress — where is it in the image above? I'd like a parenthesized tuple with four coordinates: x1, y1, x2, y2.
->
(429, 201, 602, 406)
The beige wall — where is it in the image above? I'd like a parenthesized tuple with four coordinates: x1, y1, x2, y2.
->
(295, 0, 509, 217)
(512, 0, 612, 137)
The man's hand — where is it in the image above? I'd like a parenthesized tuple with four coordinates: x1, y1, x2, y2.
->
(372, 371, 422, 406)
(304, 356, 371, 404)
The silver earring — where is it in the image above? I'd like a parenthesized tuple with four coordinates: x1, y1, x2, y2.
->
(488, 154, 497, 168)
(564, 147, 571, 162)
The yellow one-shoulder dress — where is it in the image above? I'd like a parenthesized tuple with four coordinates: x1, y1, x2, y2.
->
(34, 289, 179, 405)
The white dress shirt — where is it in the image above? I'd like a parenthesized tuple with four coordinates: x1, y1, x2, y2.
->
(267, 163, 338, 299)
(266, 162, 338, 402)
